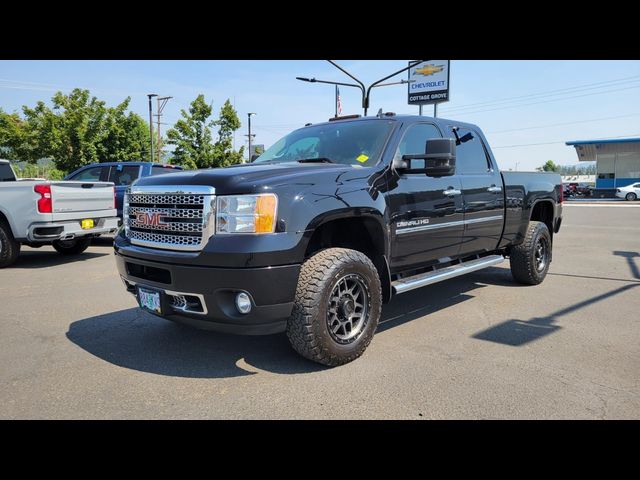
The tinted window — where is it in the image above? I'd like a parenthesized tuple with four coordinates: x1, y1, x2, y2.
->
(449, 127, 491, 175)
(394, 123, 442, 169)
(395, 123, 442, 168)
(69, 166, 105, 181)
(0, 163, 16, 181)
(109, 165, 140, 186)
(151, 165, 182, 176)
(255, 120, 394, 167)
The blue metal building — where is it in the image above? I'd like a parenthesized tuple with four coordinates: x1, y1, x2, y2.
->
(566, 137, 640, 190)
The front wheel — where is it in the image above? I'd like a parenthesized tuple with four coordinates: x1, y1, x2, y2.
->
(52, 237, 92, 255)
(286, 248, 382, 367)
(510, 221, 552, 285)
(626, 192, 637, 201)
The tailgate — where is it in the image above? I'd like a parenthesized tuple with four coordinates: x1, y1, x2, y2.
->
(50, 181, 115, 217)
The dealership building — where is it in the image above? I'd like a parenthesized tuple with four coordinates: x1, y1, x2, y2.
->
(566, 137, 640, 191)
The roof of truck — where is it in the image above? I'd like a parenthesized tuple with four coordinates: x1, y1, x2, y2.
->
(74, 161, 183, 167)
(304, 114, 479, 131)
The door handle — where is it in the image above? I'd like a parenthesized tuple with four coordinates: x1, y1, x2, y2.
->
(443, 188, 462, 196)
(487, 186, 502, 193)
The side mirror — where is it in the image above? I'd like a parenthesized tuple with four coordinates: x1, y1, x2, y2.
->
(250, 154, 260, 162)
(393, 138, 456, 177)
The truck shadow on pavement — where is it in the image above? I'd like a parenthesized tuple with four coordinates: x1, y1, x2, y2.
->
(472, 251, 640, 346)
(67, 310, 327, 378)
(66, 267, 517, 378)
(12, 251, 109, 269)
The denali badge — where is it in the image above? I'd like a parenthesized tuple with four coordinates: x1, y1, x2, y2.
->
(397, 218, 430, 229)
(137, 212, 166, 227)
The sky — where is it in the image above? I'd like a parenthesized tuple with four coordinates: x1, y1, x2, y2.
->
(1, 60, 639, 171)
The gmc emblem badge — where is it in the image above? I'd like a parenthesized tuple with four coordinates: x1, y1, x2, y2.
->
(137, 212, 165, 226)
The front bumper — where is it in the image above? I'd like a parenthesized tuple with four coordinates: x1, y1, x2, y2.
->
(114, 248, 300, 335)
(28, 217, 120, 242)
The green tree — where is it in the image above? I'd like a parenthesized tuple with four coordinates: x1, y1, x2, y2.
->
(167, 96, 245, 169)
(0, 108, 41, 162)
(99, 97, 152, 162)
(22, 89, 108, 171)
(541, 160, 560, 172)
(166, 94, 215, 169)
(16, 89, 153, 172)
(212, 99, 244, 167)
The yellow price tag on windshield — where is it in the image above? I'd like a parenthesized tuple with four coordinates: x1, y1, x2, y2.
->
(356, 154, 369, 163)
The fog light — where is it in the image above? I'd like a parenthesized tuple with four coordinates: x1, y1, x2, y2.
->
(235, 292, 252, 314)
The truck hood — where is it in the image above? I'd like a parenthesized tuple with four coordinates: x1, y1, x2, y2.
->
(133, 162, 374, 195)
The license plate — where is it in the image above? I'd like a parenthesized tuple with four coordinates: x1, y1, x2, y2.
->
(138, 288, 162, 314)
(81, 219, 94, 229)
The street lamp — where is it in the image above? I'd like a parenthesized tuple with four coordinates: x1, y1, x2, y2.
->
(147, 94, 158, 163)
(296, 61, 423, 116)
(247, 112, 256, 162)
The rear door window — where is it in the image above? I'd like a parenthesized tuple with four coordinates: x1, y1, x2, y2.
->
(448, 127, 492, 175)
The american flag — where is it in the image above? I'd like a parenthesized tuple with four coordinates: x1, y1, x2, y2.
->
(336, 86, 342, 116)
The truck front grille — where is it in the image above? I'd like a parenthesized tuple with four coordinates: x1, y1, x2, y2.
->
(124, 186, 216, 251)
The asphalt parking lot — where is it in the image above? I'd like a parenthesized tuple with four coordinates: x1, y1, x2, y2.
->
(1, 205, 639, 419)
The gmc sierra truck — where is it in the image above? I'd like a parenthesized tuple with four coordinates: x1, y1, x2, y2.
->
(114, 114, 563, 366)
(0, 159, 119, 268)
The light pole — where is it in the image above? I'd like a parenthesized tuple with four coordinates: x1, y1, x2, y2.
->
(296, 61, 423, 116)
(515, 162, 520, 171)
(155, 96, 172, 163)
(247, 112, 256, 162)
(296, 77, 363, 114)
(147, 94, 157, 163)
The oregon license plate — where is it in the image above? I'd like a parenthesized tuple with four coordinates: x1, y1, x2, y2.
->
(81, 219, 94, 229)
(138, 288, 162, 314)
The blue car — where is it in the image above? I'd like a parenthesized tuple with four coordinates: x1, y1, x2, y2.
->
(65, 162, 184, 218)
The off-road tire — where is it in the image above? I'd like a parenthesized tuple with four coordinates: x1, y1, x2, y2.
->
(626, 192, 637, 201)
(510, 221, 552, 285)
(286, 248, 382, 367)
(52, 237, 92, 255)
(0, 219, 21, 268)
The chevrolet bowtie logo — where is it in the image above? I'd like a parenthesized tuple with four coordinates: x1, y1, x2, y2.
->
(415, 64, 444, 76)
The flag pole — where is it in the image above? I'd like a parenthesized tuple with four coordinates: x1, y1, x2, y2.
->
(335, 84, 338, 118)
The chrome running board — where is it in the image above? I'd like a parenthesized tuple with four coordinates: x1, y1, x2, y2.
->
(392, 255, 505, 294)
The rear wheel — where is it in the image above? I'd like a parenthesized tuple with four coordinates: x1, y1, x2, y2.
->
(626, 192, 637, 201)
(0, 219, 21, 268)
(510, 221, 552, 285)
(52, 237, 92, 255)
(286, 248, 382, 367)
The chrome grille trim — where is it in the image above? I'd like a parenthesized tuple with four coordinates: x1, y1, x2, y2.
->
(124, 185, 216, 251)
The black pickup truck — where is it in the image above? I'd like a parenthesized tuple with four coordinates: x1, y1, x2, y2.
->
(114, 114, 563, 366)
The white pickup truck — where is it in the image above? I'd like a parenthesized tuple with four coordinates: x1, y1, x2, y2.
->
(0, 159, 119, 268)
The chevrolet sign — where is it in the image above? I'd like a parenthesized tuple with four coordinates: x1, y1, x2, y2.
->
(408, 60, 450, 106)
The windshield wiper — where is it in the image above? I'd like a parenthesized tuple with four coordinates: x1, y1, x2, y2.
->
(296, 157, 336, 164)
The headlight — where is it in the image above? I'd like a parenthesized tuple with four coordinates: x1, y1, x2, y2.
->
(216, 193, 278, 234)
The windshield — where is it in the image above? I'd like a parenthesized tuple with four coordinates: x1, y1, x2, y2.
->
(254, 120, 394, 166)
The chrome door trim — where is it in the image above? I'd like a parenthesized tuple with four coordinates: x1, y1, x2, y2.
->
(396, 214, 504, 235)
